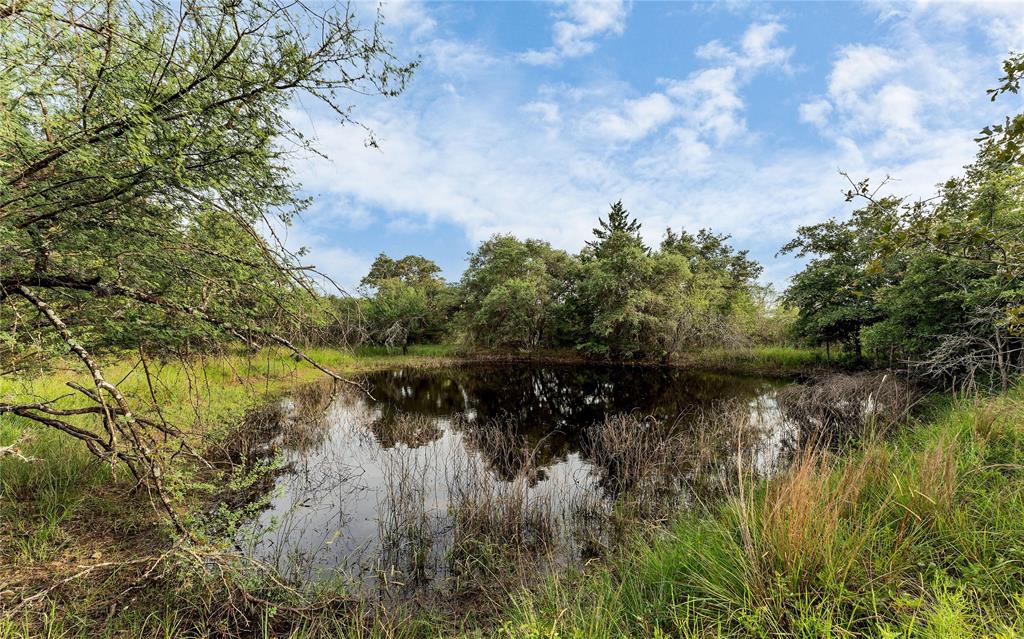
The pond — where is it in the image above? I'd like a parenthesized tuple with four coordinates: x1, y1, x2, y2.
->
(238, 363, 800, 601)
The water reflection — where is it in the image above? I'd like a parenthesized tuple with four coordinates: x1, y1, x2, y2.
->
(240, 364, 799, 596)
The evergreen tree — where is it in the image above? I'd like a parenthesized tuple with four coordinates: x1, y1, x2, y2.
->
(585, 200, 645, 255)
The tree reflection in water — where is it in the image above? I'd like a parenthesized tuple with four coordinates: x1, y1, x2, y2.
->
(240, 363, 799, 601)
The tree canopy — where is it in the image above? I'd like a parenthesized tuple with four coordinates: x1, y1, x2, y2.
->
(780, 61, 1024, 386)
(0, 0, 414, 517)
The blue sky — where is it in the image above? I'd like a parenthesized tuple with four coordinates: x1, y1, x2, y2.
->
(283, 1, 1024, 293)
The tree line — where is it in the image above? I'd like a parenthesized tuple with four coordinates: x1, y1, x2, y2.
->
(344, 201, 789, 360)
(349, 51, 1024, 388)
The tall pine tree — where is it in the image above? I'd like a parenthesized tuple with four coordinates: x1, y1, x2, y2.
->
(585, 200, 647, 258)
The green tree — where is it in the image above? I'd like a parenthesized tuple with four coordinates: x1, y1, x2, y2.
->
(779, 196, 899, 359)
(978, 50, 1024, 164)
(569, 202, 690, 359)
(0, 0, 414, 516)
(781, 53, 1024, 383)
(861, 155, 1024, 387)
(458, 235, 574, 349)
(586, 199, 642, 251)
(661, 228, 766, 349)
(361, 253, 443, 290)
(360, 254, 450, 349)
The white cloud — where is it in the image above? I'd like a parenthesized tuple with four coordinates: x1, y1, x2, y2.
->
(381, 0, 437, 41)
(740, 21, 793, 69)
(424, 39, 499, 75)
(520, 0, 629, 66)
(664, 67, 746, 143)
(873, 1, 1024, 52)
(380, 1, 498, 77)
(632, 127, 713, 177)
(568, 21, 791, 151)
(799, 98, 833, 127)
(696, 20, 793, 71)
(876, 83, 921, 133)
(589, 93, 676, 142)
(799, 11, 1009, 160)
(521, 101, 562, 124)
(827, 45, 901, 102)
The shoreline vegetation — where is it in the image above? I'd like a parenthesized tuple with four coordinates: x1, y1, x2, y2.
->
(502, 382, 1024, 639)
(2, 347, 1021, 637)
(2, 3, 1022, 637)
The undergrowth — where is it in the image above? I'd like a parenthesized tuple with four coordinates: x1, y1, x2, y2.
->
(500, 384, 1024, 638)
(5, 349, 1017, 638)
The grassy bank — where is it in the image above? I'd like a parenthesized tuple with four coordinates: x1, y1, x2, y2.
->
(676, 345, 838, 378)
(413, 345, 836, 378)
(0, 345, 461, 637)
(500, 383, 1024, 638)
(4, 345, 991, 638)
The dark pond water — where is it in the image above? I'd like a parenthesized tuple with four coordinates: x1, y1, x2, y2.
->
(240, 363, 799, 595)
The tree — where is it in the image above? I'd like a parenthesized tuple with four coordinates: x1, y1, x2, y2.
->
(457, 235, 574, 349)
(360, 254, 450, 350)
(569, 202, 690, 359)
(0, 0, 414, 521)
(859, 155, 1024, 388)
(585, 200, 642, 252)
(780, 53, 1024, 384)
(978, 51, 1024, 164)
(365, 280, 430, 354)
(779, 194, 899, 359)
(661, 228, 765, 349)
(360, 253, 443, 291)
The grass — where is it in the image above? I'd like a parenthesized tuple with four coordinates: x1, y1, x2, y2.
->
(497, 383, 1024, 638)
(679, 345, 841, 376)
(7, 344, 1018, 638)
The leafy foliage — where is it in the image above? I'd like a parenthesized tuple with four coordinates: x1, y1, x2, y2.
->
(781, 55, 1024, 384)
(568, 204, 689, 359)
(1, 0, 413, 516)
(360, 253, 452, 350)
(457, 235, 574, 349)
(779, 196, 897, 357)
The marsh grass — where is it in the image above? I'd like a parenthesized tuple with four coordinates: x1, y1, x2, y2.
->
(371, 419, 566, 611)
(777, 371, 921, 446)
(0, 347, 457, 637)
(500, 384, 1024, 638)
(447, 424, 559, 603)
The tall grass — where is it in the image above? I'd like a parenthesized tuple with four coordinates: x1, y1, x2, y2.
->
(0, 346, 457, 636)
(500, 383, 1024, 638)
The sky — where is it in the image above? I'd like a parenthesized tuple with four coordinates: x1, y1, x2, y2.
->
(282, 0, 1024, 293)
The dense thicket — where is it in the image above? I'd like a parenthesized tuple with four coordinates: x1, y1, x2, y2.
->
(781, 54, 1024, 387)
(355, 201, 783, 360)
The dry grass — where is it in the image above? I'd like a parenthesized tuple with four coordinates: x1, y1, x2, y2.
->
(585, 414, 683, 494)
(739, 446, 884, 594)
(777, 372, 921, 444)
(368, 419, 567, 613)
